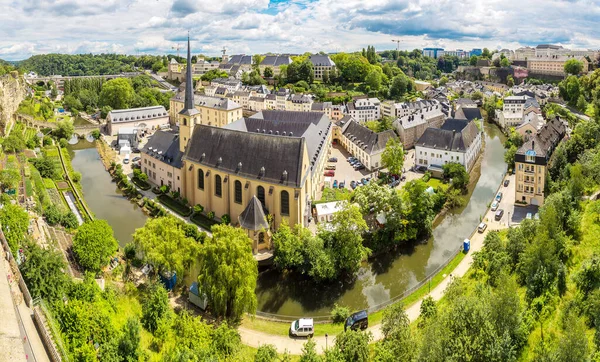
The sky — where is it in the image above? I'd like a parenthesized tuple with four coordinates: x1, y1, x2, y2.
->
(1, 0, 599, 61)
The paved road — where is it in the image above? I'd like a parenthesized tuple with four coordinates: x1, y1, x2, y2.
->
(239, 173, 516, 355)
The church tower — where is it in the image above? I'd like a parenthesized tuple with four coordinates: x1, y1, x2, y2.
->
(178, 36, 200, 153)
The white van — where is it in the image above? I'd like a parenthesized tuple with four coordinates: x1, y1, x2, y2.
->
(290, 318, 314, 337)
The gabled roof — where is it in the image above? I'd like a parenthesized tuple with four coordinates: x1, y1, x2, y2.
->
(309, 55, 335, 67)
(455, 107, 482, 122)
(341, 120, 398, 155)
(516, 116, 566, 158)
(261, 55, 292, 67)
(416, 119, 480, 152)
(238, 196, 269, 231)
(141, 130, 184, 168)
(184, 125, 306, 187)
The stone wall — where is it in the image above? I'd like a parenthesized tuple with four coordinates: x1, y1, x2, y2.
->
(0, 73, 27, 134)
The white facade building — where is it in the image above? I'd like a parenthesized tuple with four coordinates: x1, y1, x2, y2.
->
(346, 98, 381, 122)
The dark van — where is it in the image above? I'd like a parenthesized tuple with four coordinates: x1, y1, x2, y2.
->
(345, 310, 368, 331)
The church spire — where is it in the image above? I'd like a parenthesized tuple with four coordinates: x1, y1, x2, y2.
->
(183, 34, 195, 112)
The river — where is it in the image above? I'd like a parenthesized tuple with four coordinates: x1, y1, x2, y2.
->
(255, 122, 507, 317)
(69, 124, 506, 317)
(69, 143, 149, 246)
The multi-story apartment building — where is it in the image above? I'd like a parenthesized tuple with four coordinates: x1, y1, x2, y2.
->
(496, 95, 541, 130)
(259, 55, 293, 77)
(141, 130, 184, 193)
(339, 119, 398, 171)
(286, 94, 313, 112)
(393, 102, 445, 149)
(193, 58, 220, 75)
(515, 117, 566, 206)
(204, 78, 242, 96)
(347, 97, 381, 122)
(415, 119, 482, 172)
(422, 48, 444, 58)
(527, 56, 589, 77)
(169, 92, 243, 134)
(382, 99, 441, 118)
(514, 47, 536, 60)
(309, 55, 336, 81)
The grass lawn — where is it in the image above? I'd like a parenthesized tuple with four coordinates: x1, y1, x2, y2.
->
(243, 250, 467, 337)
(43, 178, 56, 189)
(157, 194, 192, 217)
(426, 177, 450, 191)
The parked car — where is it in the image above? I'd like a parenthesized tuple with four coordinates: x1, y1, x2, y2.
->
(344, 310, 368, 331)
(417, 165, 427, 172)
(355, 164, 365, 171)
(325, 165, 336, 170)
(123, 154, 130, 164)
(503, 179, 510, 187)
(347, 157, 356, 162)
(328, 157, 338, 162)
(290, 318, 314, 337)
(350, 180, 356, 189)
(495, 209, 504, 221)
(526, 212, 533, 220)
(477, 222, 488, 233)
(400, 175, 406, 181)
(339, 181, 345, 189)
(491, 201, 499, 211)
(333, 180, 338, 188)
(324, 170, 335, 177)
(132, 156, 141, 162)
(534, 213, 540, 220)
(495, 192, 503, 202)
(362, 178, 368, 185)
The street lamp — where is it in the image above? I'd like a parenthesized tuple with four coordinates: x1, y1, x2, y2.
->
(325, 334, 328, 351)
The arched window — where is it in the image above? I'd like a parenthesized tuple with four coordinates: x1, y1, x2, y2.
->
(280, 190, 289, 215)
(197, 169, 204, 190)
(234, 180, 242, 204)
(215, 175, 222, 197)
(258, 232, 265, 245)
(257, 186, 265, 209)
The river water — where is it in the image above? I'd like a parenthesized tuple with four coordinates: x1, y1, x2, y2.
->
(69, 124, 506, 317)
(69, 144, 149, 246)
(255, 123, 507, 317)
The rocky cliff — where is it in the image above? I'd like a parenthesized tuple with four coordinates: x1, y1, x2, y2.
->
(0, 73, 27, 133)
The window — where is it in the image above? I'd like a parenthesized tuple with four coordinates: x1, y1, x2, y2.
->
(167, 172, 172, 178)
(234, 180, 242, 204)
(257, 186, 266, 209)
(281, 191, 289, 215)
(215, 175, 222, 197)
(183, 118, 187, 126)
(525, 155, 535, 163)
(197, 169, 204, 189)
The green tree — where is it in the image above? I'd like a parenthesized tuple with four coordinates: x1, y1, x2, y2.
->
(118, 318, 141, 362)
(507, 75, 515, 87)
(151, 61, 164, 73)
(2, 134, 25, 153)
(30, 157, 59, 179)
(21, 241, 68, 301)
(377, 303, 415, 361)
(100, 78, 135, 109)
(73, 219, 118, 272)
(333, 330, 371, 362)
(263, 67, 274, 78)
(141, 282, 170, 333)
(0, 169, 20, 189)
(469, 55, 479, 66)
(504, 145, 518, 170)
(198, 224, 258, 320)
(300, 338, 321, 362)
(389, 74, 413, 100)
(381, 137, 405, 175)
(255, 344, 278, 362)
(564, 58, 584, 75)
(133, 217, 199, 279)
(54, 119, 74, 140)
(555, 314, 589, 362)
(63, 94, 83, 111)
(482, 48, 491, 59)
(365, 69, 383, 91)
(442, 162, 470, 191)
(501, 57, 511, 68)
(0, 203, 29, 254)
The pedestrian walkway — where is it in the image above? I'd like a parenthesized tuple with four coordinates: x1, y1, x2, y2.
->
(0, 255, 27, 362)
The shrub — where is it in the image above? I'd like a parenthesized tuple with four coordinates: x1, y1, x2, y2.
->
(331, 304, 350, 324)
(193, 204, 204, 214)
(221, 214, 231, 225)
(71, 171, 82, 183)
(207, 211, 215, 220)
(159, 185, 169, 194)
(59, 138, 68, 148)
(124, 244, 136, 260)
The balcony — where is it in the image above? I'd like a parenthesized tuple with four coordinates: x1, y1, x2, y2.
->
(524, 169, 535, 174)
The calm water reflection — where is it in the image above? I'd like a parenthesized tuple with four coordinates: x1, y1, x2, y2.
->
(255, 123, 507, 316)
(70, 146, 149, 246)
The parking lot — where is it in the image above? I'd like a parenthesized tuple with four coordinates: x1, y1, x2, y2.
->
(107, 130, 154, 177)
(480, 173, 539, 229)
(326, 144, 377, 190)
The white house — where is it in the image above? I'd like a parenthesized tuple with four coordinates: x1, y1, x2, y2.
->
(415, 119, 483, 173)
(346, 98, 381, 122)
(107, 106, 170, 136)
(315, 201, 346, 223)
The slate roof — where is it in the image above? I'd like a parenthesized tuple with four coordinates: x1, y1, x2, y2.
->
(516, 117, 566, 158)
(238, 196, 269, 231)
(228, 55, 253, 65)
(184, 125, 305, 187)
(261, 55, 292, 67)
(416, 119, 480, 152)
(309, 55, 335, 67)
(455, 107, 482, 122)
(141, 130, 184, 168)
(341, 120, 398, 155)
(109, 106, 168, 124)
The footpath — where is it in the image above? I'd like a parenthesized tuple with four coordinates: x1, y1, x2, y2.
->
(239, 175, 515, 355)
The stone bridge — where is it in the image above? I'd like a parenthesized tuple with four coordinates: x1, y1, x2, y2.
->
(15, 113, 103, 136)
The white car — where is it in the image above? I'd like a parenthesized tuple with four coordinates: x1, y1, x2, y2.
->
(290, 318, 314, 338)
(491, 201, 499, 211)
(477, 222, 488, 233)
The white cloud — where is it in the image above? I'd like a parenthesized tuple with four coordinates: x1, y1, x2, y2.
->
(0, 0, 598, 61)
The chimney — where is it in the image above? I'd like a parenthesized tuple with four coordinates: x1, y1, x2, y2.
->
(531, 140, 535, 150)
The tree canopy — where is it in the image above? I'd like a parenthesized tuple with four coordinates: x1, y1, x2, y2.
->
(381, 137, 405, 175)
(73, 219, 118, 272)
